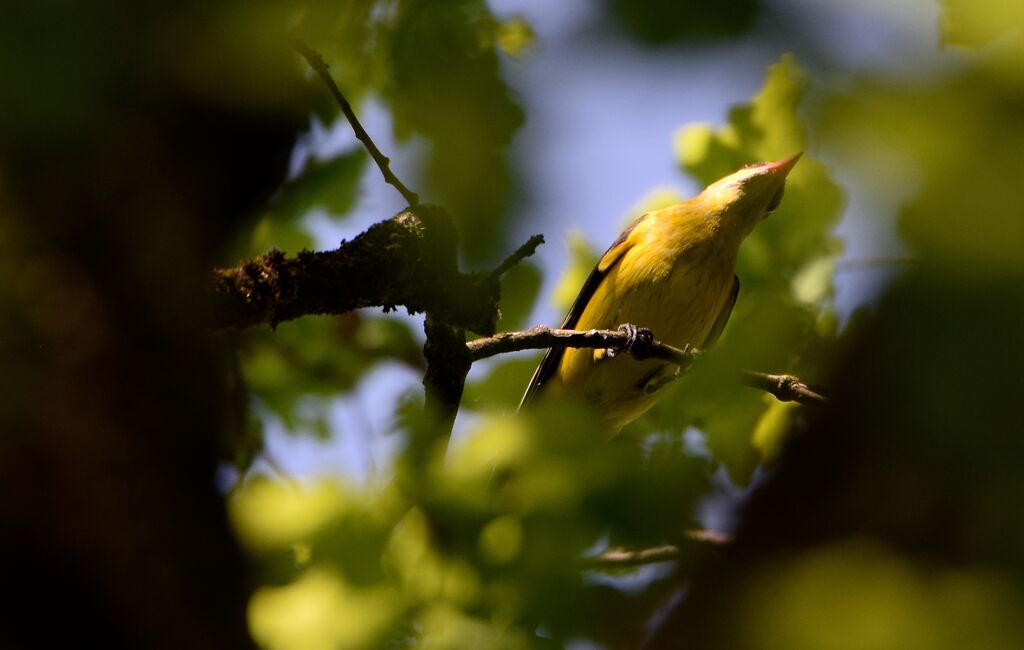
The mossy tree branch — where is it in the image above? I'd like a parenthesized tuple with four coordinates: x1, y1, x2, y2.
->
(222, 41, 545, 449)
(210, 205, 503, 335)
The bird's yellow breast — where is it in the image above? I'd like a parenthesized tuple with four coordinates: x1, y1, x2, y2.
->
(552, 206, 738, 432)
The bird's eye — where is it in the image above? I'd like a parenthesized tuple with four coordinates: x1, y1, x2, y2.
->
(764, 185, 785, 217)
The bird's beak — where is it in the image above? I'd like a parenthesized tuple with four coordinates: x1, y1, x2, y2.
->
(765, 152, 802, 177)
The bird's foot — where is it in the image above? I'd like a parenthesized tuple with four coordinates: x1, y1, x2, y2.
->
(607, 323, 654, 359)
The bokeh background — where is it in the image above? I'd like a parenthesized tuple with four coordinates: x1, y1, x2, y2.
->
(3, 0, 1023, 648)
(254, 0, 925, 482)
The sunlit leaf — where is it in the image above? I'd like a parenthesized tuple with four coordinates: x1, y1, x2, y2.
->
(231, 479, 344, 551)
(822, 69, 1024, 272)
(939, 0, 1024, 49)
(629, 186, 686, 217)
(240, 148, 366, 258)
(495, 17, 535, 57)
(240, 313, 420, 439)
(479, 515, 524, 565)
(273, 147, 367, 222)
(381, 0, 525, 263)
(656, 54, 844, 482)
(249, 567, 399, 650)
(741, 539, 1024, 650)
(750, 397, 800, 467)
(791, 255, 837, 305)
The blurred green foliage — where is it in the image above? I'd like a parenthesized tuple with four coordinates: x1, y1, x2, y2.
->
(823, 65, 1024, 273)
(231, 41, 848, 645)
(381, 0, 524, 259)
(237, 0, 532, 454)
(7, 0, 1024, 647)
(642, 54, 844, 483)
(461, 259, 542, 414)
(740, 538, 1024, 650)
(291, 0, 526, 264)
(551, 231, 601, 314)
(232, 402, 711, 648)
(230, 143, 404, 447)
(239, 313, 421, 440)
(606, 0, 760, 43)
(492, 262, 543, 334)
(238, 148, 367, 258)
(649, 4, 1024, 648)
(939, 0, 1024, 47)
(211, 0, 1024, 644)
(226, 1, 1024, 645)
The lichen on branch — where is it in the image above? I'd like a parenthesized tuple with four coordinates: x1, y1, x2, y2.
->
(210, 205, 501, 334)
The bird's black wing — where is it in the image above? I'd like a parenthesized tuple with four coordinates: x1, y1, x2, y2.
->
(517, 215, 646, 410)
(703, 275, 739, 350)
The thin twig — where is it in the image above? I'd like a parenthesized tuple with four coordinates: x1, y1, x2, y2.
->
(292, 39, 420, 207)
(467, 325, 699, 367)
(584, 545, 682, 568)
(491, 234, 545, 279)
(582, 530, 732, 569)
(466, 325, 828, 406)
(741, 371, 828, 405)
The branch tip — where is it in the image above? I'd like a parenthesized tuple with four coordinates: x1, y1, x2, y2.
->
(492, 234, 545, 280)
(583, 531, 731, 569)
(291, 38, 420, 207)
(742, 371, 828, 405)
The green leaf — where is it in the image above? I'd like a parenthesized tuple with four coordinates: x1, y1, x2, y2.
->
(656, 54, 845, 482)
(463, 356, 538, 411)
(494, 17, 535, 57)
(939, 0, 1024, 48)
(607, 0, 760, 43)
(380, 0, 525, 263)
(235, 147, 367, 259)
(821, 67, 1024, 273)
(241, 314, 420, 438)
(497, 262, 542, 332)
(273, 147, 367, 223)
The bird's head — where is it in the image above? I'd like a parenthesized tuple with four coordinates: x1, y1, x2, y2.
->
(700, 153, 801, 237)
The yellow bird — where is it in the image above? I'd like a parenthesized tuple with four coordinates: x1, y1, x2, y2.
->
(520, 154, 801, 433)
